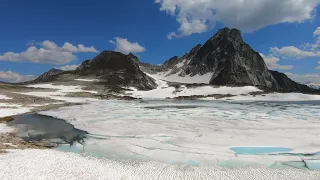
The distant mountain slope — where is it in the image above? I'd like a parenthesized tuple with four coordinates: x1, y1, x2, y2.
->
(269, 71, 318, 93)
(75, 51, 156, 90)
(32, 68, 64, 83)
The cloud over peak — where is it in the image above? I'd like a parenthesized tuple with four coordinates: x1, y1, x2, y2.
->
(109, 37, 146, 54)
(155, 0, 320, 38)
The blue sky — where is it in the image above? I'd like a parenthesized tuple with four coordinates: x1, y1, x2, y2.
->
(1, 0, 320, 83)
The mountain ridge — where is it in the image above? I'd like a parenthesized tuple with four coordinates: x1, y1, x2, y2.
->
(27, 27, 319, 94)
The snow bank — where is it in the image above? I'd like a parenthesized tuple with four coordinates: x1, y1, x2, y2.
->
(20, 84, 98, 103)
(0, 94, 11, 100)
(0, 103, 31, 118)
(0, 149, 318, 180)
(26, 84, 97, 94)
(0, 124, 14, 133)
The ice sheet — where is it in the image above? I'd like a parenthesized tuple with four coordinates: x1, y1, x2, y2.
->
(0, 149, 319, 180)
(41, 100, 320, 168)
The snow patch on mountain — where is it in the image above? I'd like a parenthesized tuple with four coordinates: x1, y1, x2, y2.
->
(153, 70, 213, 84)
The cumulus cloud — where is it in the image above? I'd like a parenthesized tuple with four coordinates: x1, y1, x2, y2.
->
(270, 46, 320, 58)
(285, 72, 320, 84)
(57, 64, 80, 71)
(267, 27, 320, 70)
(0, 71, 35, 83)
(317, 61, 320, 70)
(109, 37, 146, 54)
(314, 27, 320, 36)
(270, 26, 320, 58)
(260, 53, 294, 70)
(155, 0, 320, 38)
(0, 41, 98, 65)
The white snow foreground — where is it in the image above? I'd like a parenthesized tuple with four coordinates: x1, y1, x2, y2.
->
(0, 149, 319, 180)
(41, 100, 320, 168)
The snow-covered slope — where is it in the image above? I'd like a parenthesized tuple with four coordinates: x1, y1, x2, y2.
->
(125, 73, 261, 99)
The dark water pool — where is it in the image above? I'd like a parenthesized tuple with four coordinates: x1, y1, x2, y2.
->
(9, 113, 88, 145)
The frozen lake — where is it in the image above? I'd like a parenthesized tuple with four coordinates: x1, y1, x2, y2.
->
(38, 99, 320, 169)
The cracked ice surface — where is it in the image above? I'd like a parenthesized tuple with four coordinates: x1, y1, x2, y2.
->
(41, 100, 320, 168)
(1, 149, 319, 180)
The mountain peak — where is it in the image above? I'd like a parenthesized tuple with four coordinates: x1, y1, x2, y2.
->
(211, 27, 243, 42)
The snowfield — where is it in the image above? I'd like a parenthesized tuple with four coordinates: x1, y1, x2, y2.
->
(0, 149, 319, 180)
(126, 73, 262, 99)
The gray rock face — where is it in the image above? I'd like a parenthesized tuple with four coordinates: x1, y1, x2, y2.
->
(269, 71, 319, 93)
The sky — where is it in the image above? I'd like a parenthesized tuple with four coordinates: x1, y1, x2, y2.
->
(1, 0, 320, 83)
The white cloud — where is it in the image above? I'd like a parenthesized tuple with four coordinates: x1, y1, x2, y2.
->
(260, 53, 294, 70)
(314, 27, 320, 36)
(0, 41, 98, 65)
(57, 64, 80, 71)
(268, 27, 320, 72)
(316, 61, 320, 70)
(109, 37, 146, 54)
(270, 46, 320, 58)
(155, 0, 320, 38)
(0, 71, 35, 83)
(285, 72, 320, 84)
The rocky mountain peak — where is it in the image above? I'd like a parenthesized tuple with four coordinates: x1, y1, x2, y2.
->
(33, 68, 64, 83)
(210, 27, 243, 44)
